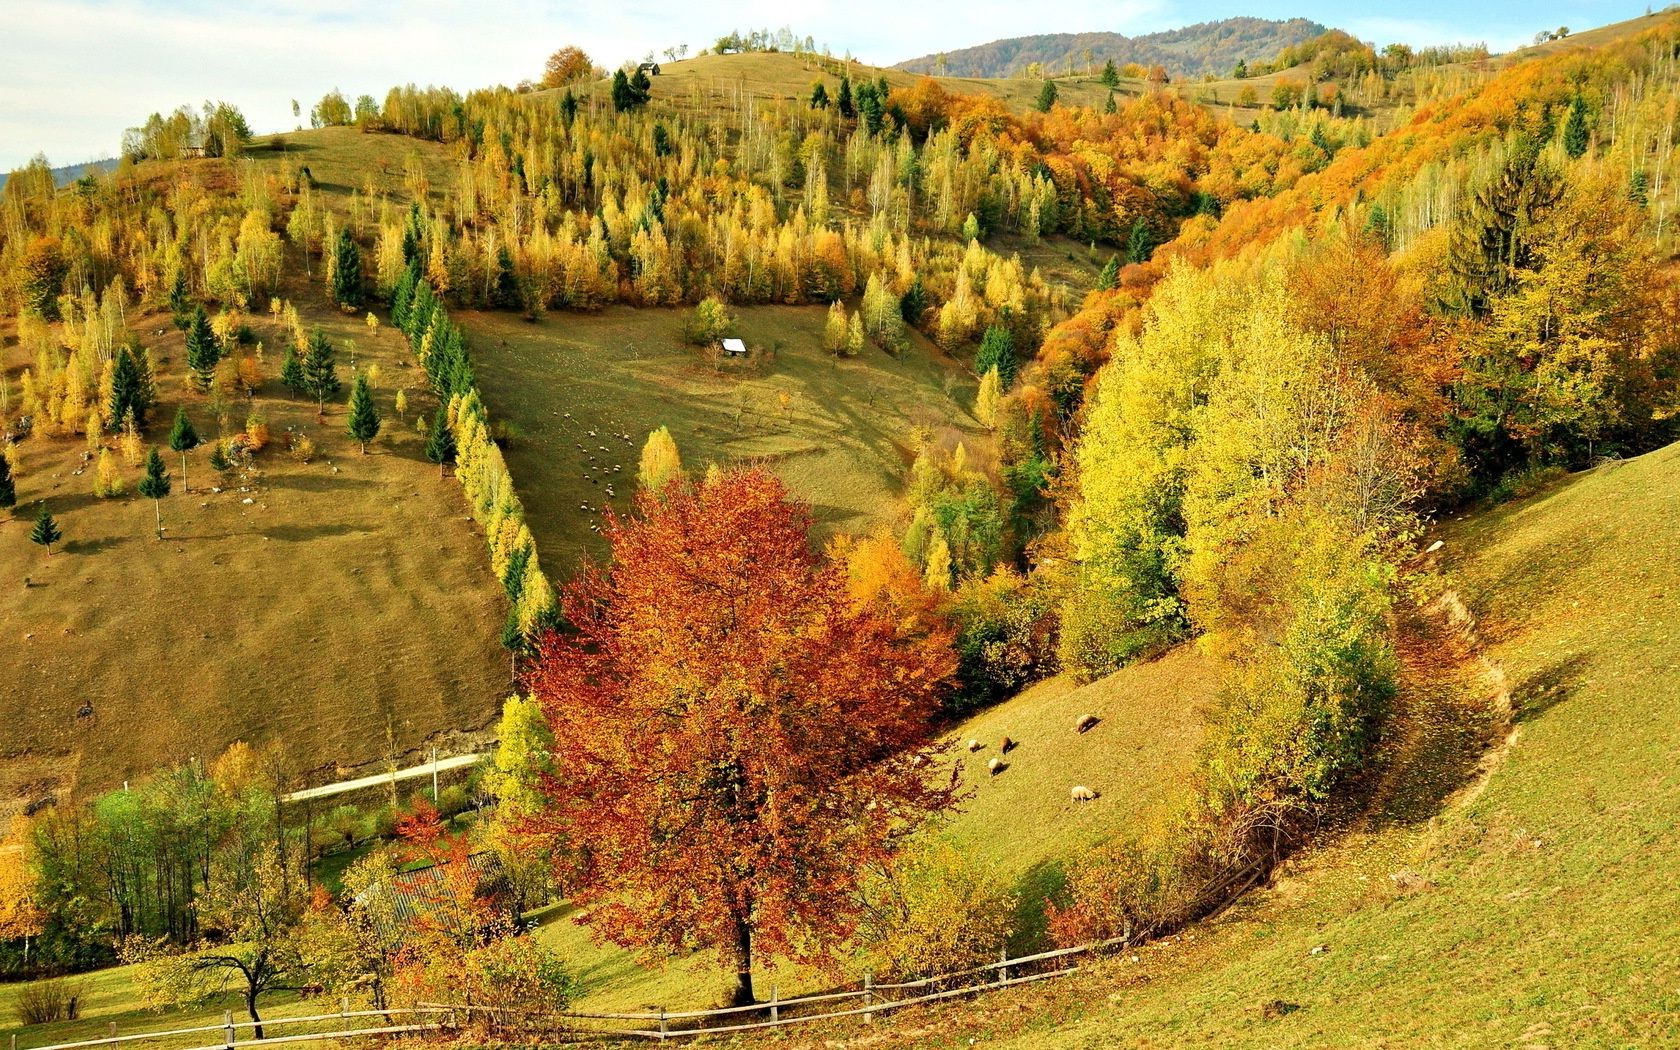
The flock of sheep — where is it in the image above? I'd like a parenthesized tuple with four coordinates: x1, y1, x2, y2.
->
(549, 409, 640, 527)
(963, 711, 1103, 804)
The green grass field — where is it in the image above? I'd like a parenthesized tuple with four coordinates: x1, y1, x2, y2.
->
(820, 441, 1680, 1048)
(463, 303, 981, 572)
(0, 292, 509, 826)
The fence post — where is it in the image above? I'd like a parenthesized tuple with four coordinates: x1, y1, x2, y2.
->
(340, 996, 349, 1022)
(658, 1006, 667, 1040)
(998, 946, 1010, 986)
(107, 1022, 117, 1039)
(863, 972, 874, 1024)
(770, 984, 779, 1024)
(223, 1009, 235, 1050)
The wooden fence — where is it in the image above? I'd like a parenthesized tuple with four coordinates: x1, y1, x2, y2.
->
(13, 938, 1125, 1050)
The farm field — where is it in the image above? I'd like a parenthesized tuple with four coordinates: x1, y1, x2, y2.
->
(463, 304, 982, 572)
(0, 297, 509, 826)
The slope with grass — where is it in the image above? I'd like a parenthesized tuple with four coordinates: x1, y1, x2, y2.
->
(463, 304, 981, 572)
(0, 295, 508, 826)
(825, 441, 1680, 1048)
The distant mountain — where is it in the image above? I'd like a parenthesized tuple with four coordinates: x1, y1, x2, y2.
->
(0, 156, 120, 192)
(895, 17, 1328, 80)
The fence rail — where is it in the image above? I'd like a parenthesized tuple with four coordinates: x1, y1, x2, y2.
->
(16, 937, 1128, 1050)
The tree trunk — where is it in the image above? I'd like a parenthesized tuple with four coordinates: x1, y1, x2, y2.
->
(728, 917, 755, 1007)
(154, 499, 162, 539)
(180, 452, 189, 493)
(245, 986, 264, 1040)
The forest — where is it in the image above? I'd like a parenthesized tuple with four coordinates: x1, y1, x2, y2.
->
(2, 9, 1679, 1046)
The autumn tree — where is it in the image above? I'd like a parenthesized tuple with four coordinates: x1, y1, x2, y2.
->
(138, 447, 171, 539)
(542, 46, 594, 88)
(168, 408, 199, 492)
(346, 373, 381, 453)
(0, 449, 15, 518)
(636, 425, 683, 492)
(525, 468, 957, 1006)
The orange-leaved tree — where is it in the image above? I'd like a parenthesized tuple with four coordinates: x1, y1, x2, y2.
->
(525, 467, 958, 1006)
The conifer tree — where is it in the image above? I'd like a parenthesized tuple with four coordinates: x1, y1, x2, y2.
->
(108, 346, 149, 429)
(1035, 79, 1058, 112)
(976, 325, 1017, 387)
(185, 306, 220, 392)
(346, 373, 381, 453)
(168, 407, 200, 492)
(1096, 255, 1120, 291)
(167, 269, 191, 324)
(1563, 94, 1590, 158)
(0, 449, 15, 518)
(279, 344, 304, 397)
(302, 329, 341, 414)
(423, 407, 456, 477)
(331, 227, 363, 309)
(837, 75, 855, 118)
(809, 81, 830, 109)
(1104, 90, 1117, 115)
(490, 247, 521, 309)
(30, 503, 61, 555)
(137, 447, 170, 539)
(1101, 59, 1119, 87)
(1126, 219, 1151, 264)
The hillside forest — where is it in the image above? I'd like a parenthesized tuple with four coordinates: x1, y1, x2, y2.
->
(2, 11, 1679, 1043)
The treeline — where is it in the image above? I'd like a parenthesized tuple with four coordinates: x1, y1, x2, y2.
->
(120, 102, 252, 161)
(389, 250, 557, 648)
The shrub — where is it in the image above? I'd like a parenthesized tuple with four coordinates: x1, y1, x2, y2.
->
(243, 413, 270, 453)
(393, 934, 575, 1033)
(14, 977, 82, 1026)
(1047, 823, 1214, 948)
(854, 845, 1017, 982)
(685, 295, 735, 345)
(288, 433, 316, 464)
(947, 568, 1057, 713)
(436, 784, 470, 818)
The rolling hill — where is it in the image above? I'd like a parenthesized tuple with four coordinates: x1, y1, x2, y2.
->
(894, 17, 1327, 79)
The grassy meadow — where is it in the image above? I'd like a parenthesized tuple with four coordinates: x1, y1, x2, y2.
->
(0, 295, 509, 827)
(462, 304, 982, 572)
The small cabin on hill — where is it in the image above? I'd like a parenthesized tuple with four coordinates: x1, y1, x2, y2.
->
(720, 337, 748, 357)
(637, 61, 661, 76)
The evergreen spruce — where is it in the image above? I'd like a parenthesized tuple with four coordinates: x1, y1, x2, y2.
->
(332, 227, 363, 309)
(1101, 59, 1119, 87)
(137, 447, 171, 539)
(837, 75, 855, 118)
(1104, 90, 1118, 115)
(108, 346, 149, 429)
(29, 503, 61, 555)
(611, 70, 639, 112)
(302, 329, 341, 414)
(280, 344, 305, 397)
(1126, 219, 1151, 264)
(490, 247, 521, 310)
(0, 449, 15, 517)
(346, 373, 381, 453)
(1035, 79, 1058, 113)
(168, 407, 200, 492)
(1096, 255, 1120, 291)
(184, 306, 220, 391)
(167, 270, 191, 325)
(1563, 94, 1590, 158)
(809, 81, 830, 109)
(390, 262, 418, 330)
(424, 405, 457, 477)
(976, 325, 1017, 388)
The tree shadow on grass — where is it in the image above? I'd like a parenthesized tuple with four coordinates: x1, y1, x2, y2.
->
(261, 522, 370, 542)
(1511, 652, 1591, 724)
(262, 473, 381, 494)
(61, 534, 139, 555)
(1007, 859, 1069, 956)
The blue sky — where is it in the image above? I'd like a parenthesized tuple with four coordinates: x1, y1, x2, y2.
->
(0, 0, 1648, 170)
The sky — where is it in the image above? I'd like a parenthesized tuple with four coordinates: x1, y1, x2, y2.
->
(0, 0, 1648, 170)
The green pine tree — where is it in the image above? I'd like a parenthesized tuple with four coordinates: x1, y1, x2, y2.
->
(136, 447, 171, 539)
(0, 449, 15, 517)
(168, 407, 200, 492)
(184, 306, 220, 391)
(1096, 255, 1120, 291)
(346, 373, 381, 453)
(302, 329, 341, 414)
(976, 325, 1017, 388)
(424, 406, 457, 477)
(280, 343, 305, 397)
(167, 270, 191, 325)
(1104, 90, 1117, 114)
(332, 227, 363, 309)
(1563, 94, 1590, 158)
(1126, 219, 1151, 264)
(837, 75, 855, 118)
(1101, 59, 1119, 87)
(108, 346, 149, 429)
(1036, 79, 1058, 113)
(29, 503, 61, 555)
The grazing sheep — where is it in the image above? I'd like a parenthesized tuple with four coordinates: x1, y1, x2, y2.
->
(966, 738, 983, 752)
(1000, 736, 1016, 754)
(1076, 713, 1099, 734)
(1070, 785, 1098, 802)
(987, 757, 1005, 776)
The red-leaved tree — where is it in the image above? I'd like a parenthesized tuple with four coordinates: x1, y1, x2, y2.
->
(525, 467, 958, 1005)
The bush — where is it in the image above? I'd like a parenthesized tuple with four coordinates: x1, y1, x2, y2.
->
(393, 934, 575, 1033)
(947, 568, 1057, 713)
(437, 784, 470, 818)
(1488, 464, 1567, 504)
(1047, 824, 1214, 948)
(854, 845, 1017, 982)
(288, 433, 316, 464)
(14, 977, 82, 1026)
(243, 413, 270, 453)
(685, 295, 735, 345)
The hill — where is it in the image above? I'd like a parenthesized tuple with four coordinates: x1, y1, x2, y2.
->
(828, 441, 1680, 1047)
(894, 18, 1327, 79)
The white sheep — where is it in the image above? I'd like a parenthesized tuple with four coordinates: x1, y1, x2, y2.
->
(1070, 785, 1098, 802)
(966, 738, 983, 752)
(987, 757, 1005, 776)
